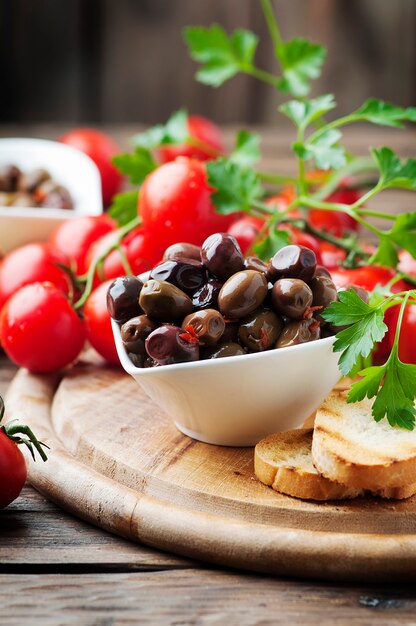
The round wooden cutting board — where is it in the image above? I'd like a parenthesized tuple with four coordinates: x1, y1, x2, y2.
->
(6, 356, 416, 582)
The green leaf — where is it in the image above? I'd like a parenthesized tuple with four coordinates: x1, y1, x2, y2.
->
(184, 25, 258, 87)
(370, 347, 416, 429)
(207, 158, 263, 214)
(373, 147, 416, 190)
(253, 227, 290, 261)
(112, 148, 156, 186)
(293, 129, 346, 170)
(229, 130, 261, 167)
(389, 212, 416, 258)
(279, 94, 336, 131)
(353, 98, 416, 128)
(277, 38, 326, 97)
(370, 236, 399, 268)
(131, 110, 189, 149)
(323, 289, 387, 375)
(108, 191, 139, 226)
(348, 365, 386, 403)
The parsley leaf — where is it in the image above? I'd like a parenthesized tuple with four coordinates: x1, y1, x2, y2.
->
(112, 148, 156, 186)
(322, 289, 387, 375)
(207, 158, 263, 214)
(279, 94, 336, 132)
(293, 129, 346, 170)
(229, 130, 261, 167)
(353, 99, 416, 128)
(373, 147, 416, 190)
(349, 346, 416, 430)
(389, 212, 416, 258)
(370, 236, 399, 268)
(184, 25, 258, 87)
(277, 38, 326, 97)
(131, 110, 189, 149)
(108, 191, 139, 226)
(253, 227, 290, 260)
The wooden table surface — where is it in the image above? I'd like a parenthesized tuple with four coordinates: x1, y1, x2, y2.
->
(1, 125, 416, 624)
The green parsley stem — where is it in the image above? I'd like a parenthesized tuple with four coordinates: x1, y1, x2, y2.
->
(260, 0, 283, 59)
(186, 136, 222, 158)
(257, 172, 298, 185)
(75, 215, 141, 310)
(311, 157, 377, 201)
(244, 65, 281, 89)
(391, 291, 412, 352)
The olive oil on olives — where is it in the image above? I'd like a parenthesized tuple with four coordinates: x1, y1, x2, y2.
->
(139, 279, 193, 322)
(238, 309, 284, 352)
(218, 270, 268, 319)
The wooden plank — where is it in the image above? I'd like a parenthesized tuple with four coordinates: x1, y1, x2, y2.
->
(0, 569, 415, 626)
(0, 486, 194, 570)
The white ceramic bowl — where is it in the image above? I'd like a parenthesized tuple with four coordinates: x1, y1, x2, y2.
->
(0, 138, 103, 252)
(112, 317, 341, 446)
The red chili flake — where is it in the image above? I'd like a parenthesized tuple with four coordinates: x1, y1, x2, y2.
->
(179, 324, 199, 344)
(260, 328, 269, 349)
(309, 319, 320, 333)
(303, 305, 323, 320)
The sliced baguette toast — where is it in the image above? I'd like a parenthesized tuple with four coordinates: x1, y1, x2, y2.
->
(254, 429, 362, 501)
(312, 391, 416, 491)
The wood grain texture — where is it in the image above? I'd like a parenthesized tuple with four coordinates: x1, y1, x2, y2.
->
(5, 358, 416, 583)
(2, 569, 416, 626)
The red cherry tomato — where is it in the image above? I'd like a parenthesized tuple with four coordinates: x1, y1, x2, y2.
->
(0, 431, 27, 509)
(87, 227, 164, 282)
(158, 115, 223, 163)
(227, 216, 265, 254)
(0, 282, 85, 372)
(265, 187, 298, 217)
(139, 158, 235, 249)
(83, 281, 120, 364)
(319, 242, 347, 269)
(330, 265, 410, 293)
(0, 243, 69, 311)
(59, 129, 123, 206)
(388, 304, 416, 364)
(308, 188, 361, 237)
(49, 215, 116, 275)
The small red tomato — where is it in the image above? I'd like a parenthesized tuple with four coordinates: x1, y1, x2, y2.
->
(227, 216, 265, 254)
(388, 304, 416, 364)
(0, 431, 27, 509)
(0, 243, 70, 311)
(319, 242, 347, 269)
(330, 265, 410, 293)
(158, 115, 223, 163)
(59, 129, 123, 206)
(49, 215, 116, 275)
(83, 281, 120, 364)
(265, 187, 298, 217)
(139, 158, 235, 249)
(308, 188, 361, 237)
(0, 282, 85, 372)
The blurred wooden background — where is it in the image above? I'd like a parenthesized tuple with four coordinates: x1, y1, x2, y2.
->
(1, 0, 415, 125)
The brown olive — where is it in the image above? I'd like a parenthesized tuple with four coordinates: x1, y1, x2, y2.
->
(128, 353, 146, 368)
(201, 233, 244, 280)
(202, 342, 246, 359)
(182, 309, 225, 346)
(163, 242, 201, 262)
(276, 318, 321, 348)
(121, 315, 158, 355)
(314, 265, 332, 279)
(309, 276, 338, 309)
(238, 309, 284, 352)
(0, 165, 20, 192)
(271, 278, 313, 319)
(221, 321, 239, 343)
(0, 192, 14, 206)
(38, 184, 73, 209)
(244, 256, 268, 273)
(342, 283, 369, 304)
(218, 270, 268, 319)
(107, 276, 144, 324)
(139, 279, 193, 323)
(192, 279, 223, 310)
(10, 192, 33, 207)
(145, 325, 199, 365)
(150, 258, 206, 293)
(267, 244, 316, 282)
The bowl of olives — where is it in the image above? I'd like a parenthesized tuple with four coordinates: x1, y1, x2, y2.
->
(109, 235, 343, 446)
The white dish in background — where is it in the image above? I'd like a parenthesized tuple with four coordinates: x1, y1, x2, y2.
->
(0, 138, 103, 252)
(112, 316, 341, 447)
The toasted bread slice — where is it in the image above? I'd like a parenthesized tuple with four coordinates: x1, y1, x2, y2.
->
(254, 429, 362, 501)
(312, 391, 416, 491)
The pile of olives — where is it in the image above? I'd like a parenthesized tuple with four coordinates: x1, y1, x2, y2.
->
(0, 164, 73, 209)
(107, 233, 342, 368)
